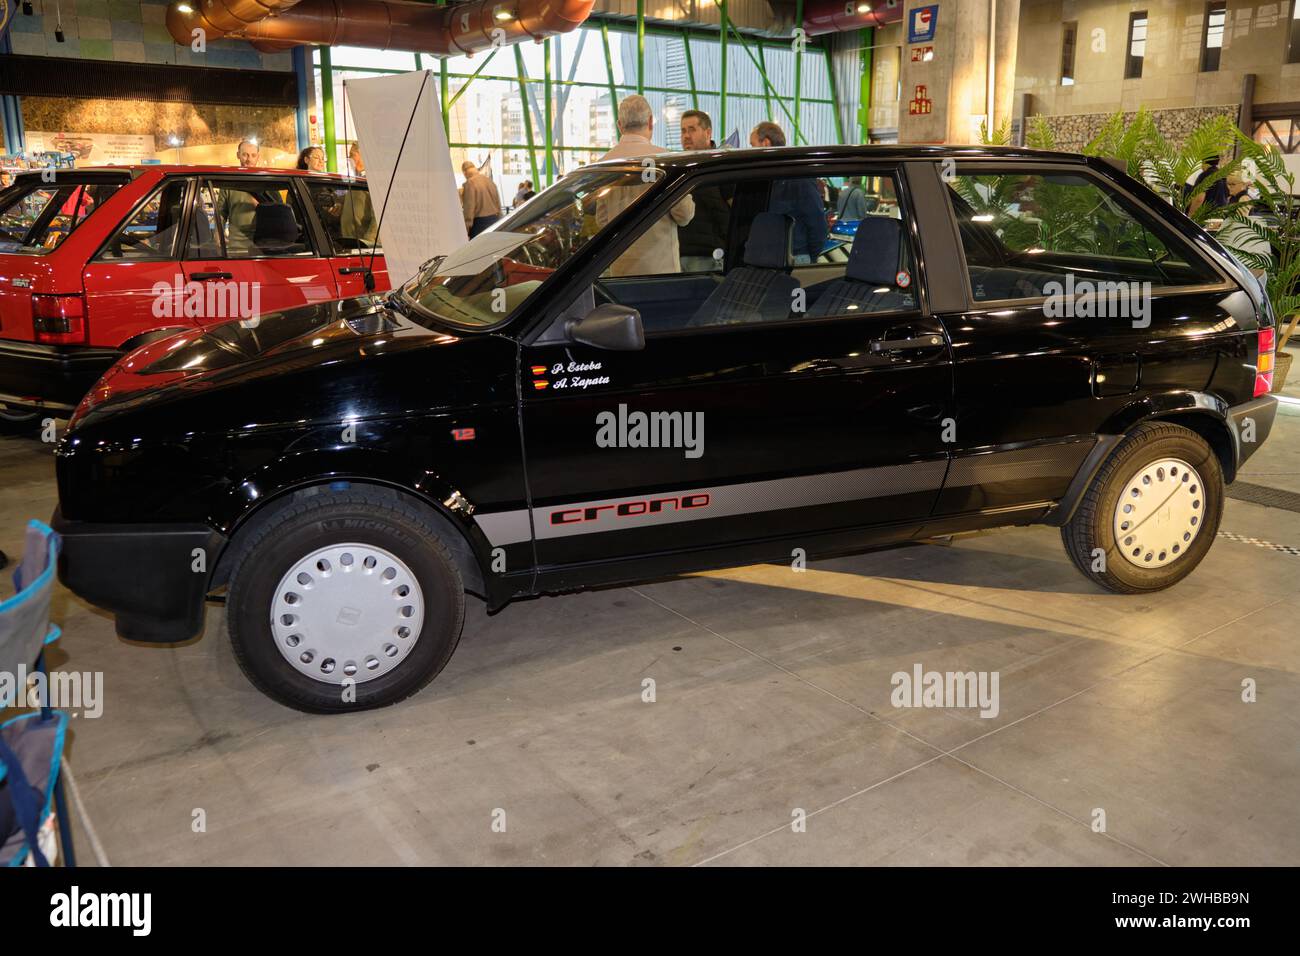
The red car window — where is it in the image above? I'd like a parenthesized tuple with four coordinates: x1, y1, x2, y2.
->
(0, 180, 122, 255)
(96, 178, 189, 262)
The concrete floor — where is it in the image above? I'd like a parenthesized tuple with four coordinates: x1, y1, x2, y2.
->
(3, 404, 1299, 866)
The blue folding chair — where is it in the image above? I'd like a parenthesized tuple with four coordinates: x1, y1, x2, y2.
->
(0, 520, 75, 867)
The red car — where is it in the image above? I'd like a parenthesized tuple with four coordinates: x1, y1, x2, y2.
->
(0, 164, 389, 428)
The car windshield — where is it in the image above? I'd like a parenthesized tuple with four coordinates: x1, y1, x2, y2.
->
(400, 165, 655, 329)
(0, 179, 122, 255)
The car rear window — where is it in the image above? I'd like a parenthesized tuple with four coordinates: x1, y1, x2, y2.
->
(945, 169, 1222, 301)
(304, 182, 380, 254)
(0, 179, 122, 255)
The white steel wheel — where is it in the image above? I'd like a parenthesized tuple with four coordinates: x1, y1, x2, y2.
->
(1112, 457, 1206, 569)
(270, 542, 425, 685)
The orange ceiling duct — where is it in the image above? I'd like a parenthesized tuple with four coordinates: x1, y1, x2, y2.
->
(166, 0, 595, 55)
(166, 0, 305, 45)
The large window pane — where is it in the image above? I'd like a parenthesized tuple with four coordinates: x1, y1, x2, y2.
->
(762, 45, 797, 98)
(558, 27, 610, 85)
(726, 42, 765, 96)
(688, 36, 722, 92)
(644, 33, 690, 90)
(800, 102, 839, 146)
(320, 46, 418, 72)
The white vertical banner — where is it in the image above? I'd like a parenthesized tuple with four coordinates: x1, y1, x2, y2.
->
(345, 71, 468, 287)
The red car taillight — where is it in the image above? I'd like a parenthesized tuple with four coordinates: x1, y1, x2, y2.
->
(1255, 327, 1275, 398)
(32, 293, 87, 345)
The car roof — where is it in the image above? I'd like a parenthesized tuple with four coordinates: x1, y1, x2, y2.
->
(11, 165, 361, 180)
(583, 143, 1100, 172)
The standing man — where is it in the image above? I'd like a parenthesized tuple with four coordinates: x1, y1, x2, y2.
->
(750, 121, 827, 264)
(221, 140, 263, 253)
(596, 94, 694, 277)
(836, 175, 869, 222)
(678, 109, 730, 272)
(348, 143, 366, 178)
(461, 160, 503, 237)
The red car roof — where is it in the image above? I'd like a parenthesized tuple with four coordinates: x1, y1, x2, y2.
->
(72, 165, 361, 178)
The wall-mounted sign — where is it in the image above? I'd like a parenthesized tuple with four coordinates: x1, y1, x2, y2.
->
(908, 85, 933, 116)
(908, 4, 939, 44)
(25, 132, 158, 165)
(910, 45, 934, 62)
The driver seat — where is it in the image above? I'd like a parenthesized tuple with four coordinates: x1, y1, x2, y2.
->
(687, 212, 799, 328)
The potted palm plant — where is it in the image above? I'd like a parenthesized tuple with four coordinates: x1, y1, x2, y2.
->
(1218, 136, 1300, 391)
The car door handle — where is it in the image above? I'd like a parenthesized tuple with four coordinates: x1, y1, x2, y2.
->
(870, 334, 944, 352)
(339, 266, 371, 275)
(189, 271, 233, 281)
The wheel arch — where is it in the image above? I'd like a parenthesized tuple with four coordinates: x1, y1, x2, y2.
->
(209, 475, 493, 603)
(1047, 390, 1238, 527)
(1101, 390, 1238, 482)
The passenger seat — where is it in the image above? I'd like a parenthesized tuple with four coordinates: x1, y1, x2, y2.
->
(806, 217, 915, 317)
(687, 212, 799, 327)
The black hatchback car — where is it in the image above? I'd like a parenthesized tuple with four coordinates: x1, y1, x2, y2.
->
(52, 145, 1278, 712)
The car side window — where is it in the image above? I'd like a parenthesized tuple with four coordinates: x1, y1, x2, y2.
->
(96, 179, 188, 261)
(945, 169, 1222, 302)
(304, 182, 380, 254)
(592, 171, 917, 333)
(188, 179, 313, 259)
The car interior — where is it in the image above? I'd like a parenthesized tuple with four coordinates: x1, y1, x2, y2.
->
(592, 175, 916, 333)
(946, 175, 1221, 301)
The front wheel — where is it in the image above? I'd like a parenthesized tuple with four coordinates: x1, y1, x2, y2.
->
(226, 488, 466, 713)
(1062, 422, 1224, 593)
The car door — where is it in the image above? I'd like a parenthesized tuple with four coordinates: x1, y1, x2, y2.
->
(182, 176, 339, 324)
(81, 174, 195, 348)
(931, 161, 1236, 517)
(298, 178, 391, 298)
(518, 165, 954, 578)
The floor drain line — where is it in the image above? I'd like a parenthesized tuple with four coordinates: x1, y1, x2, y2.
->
(1226, 481, 1300, 513)
(1217, 531, 1300, 556)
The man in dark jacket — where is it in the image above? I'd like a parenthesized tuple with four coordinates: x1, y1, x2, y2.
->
(751, 121, 827, 263)
(678, 109, 731, 272)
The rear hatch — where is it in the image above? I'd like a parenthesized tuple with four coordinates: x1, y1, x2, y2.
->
(0, 171, 129, 343)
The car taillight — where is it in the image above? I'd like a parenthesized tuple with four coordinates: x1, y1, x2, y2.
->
(1255, 327, 1275, 397)
(32, 293, 87, 345)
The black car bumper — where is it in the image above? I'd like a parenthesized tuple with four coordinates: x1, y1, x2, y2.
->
(1228, 394, 1277, 473)
(0, 339, 120, 415)
(51, 508, 227, 644)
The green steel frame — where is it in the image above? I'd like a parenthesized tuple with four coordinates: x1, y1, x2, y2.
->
(314, 13, 843, 178)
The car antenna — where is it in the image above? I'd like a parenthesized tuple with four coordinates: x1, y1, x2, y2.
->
(356, 69, 433, 296)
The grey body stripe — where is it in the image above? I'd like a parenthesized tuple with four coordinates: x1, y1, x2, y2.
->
(473, 459, 948, 546)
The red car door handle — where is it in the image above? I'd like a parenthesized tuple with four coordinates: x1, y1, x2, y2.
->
(339, 266, 371, 275)
(189, 271, 233, 281)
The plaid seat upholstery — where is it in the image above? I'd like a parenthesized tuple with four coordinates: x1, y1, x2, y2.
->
(807, 216, 915, 318)
(689, 213, 799, 327)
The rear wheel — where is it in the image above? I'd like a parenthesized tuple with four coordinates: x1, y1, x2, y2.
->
(227, 488, 465, 713)
(1062, 422, 1223, 593)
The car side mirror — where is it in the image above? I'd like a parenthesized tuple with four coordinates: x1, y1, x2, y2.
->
(564, 303, 644, 351)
